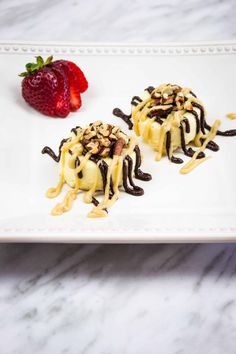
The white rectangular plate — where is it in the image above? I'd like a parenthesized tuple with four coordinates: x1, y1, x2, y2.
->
(0, 41, 236, 243)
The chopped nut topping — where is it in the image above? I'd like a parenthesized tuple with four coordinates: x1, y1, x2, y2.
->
(101, 138, 111, 147)
(114, 138, 126, 156)
(147, 84, 198, 120)
(72, 122, 129, 158)
(99, 147, 110, 157)
(86, 141, 99, 154)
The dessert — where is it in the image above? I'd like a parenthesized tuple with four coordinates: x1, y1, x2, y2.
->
(20, 56, 88, 118)
(42, 121, 151, 218)
(113, 84, 236, 173)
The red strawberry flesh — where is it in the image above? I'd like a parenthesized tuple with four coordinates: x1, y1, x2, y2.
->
(50, 65, 70, 117)
(52, 60, 82, 112)
(66, 61, 88, 93)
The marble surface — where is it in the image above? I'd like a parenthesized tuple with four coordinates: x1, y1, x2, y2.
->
(0, 0, 236, 42)
(0, 243, 236, 354)
(0, 0, 236, 353)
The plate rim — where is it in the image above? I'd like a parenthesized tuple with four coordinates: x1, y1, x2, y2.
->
(1, 40, 236, 242)
(0, 39, 236, 57)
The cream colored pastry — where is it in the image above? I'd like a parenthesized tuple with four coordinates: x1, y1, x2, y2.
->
(42, 121, 151, 218)
(62, 140, 136, 191)
(113, 83, 221, 173)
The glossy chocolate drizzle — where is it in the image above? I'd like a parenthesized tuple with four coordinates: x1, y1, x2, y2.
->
(205, 122, 236, 137)
(145, 86, 155, 94)
(75, 157, 83, 178)
(91, 197, 108, 213)
(123, 157, 144, 196)
(42, 138, 69, 162)
(166, 131, 183, 164)
(182, 118, 190, 134)
(191, 102, 205, 134)
(89, 156, 113, 199)
(90, 145, 151, 197)
(113, 87, 155, 129)
(186, 109, 200, 135)
(92, 196, 99, 206)
(133, 145, 152, 181)
(192, 102, 236, 137)
(179, 124, 205, 159)
(131, 96, 142, 106)
(113, 108, 133, 130)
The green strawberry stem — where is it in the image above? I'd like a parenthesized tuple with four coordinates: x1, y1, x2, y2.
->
(19, 55, 53, 77)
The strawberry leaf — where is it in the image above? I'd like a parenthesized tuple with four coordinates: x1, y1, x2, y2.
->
(18, 72, 28, 77)
(19, 55, 54, 77)
(36, 56, 44, 66)
(45, 55, 53, 65)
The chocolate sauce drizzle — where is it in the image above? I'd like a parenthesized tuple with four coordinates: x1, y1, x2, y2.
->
(112, 108, 133, 130)
(183, 118, 190, 134)
(97, 160, 107, 191)
(133, 145, 152, 180)
(41, 138, 69, 162)
(202, 139, 219, 152)
(109, 177, 114, 199)
(71, 126, 82, 136)
(91, 197, 108, 214)
(92, 197, 99, 206)
(89, 155, 101, 164)
(89, 151, 148, 197)
(89, 156, 114, 199)
(179, 125, 205, 159)
(145, 86, 155, 94)
(75, 157, 83, 178)
(166, 131, 183, 164)
(205, 122, 236, 137)
(186, 109, 200, 135)
(190, 90, 197, 98)
(186, 106, 219, 151)
(123, 157, 144, 196)
(191, 102, 206, 134)
(154, 117, 164, 125)
(131, 96, 142, 106)
(148, 107, 172, 120)
(192, 102, 236, 137)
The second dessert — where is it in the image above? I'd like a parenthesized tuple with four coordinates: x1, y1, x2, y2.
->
(113, 83, 236, 173)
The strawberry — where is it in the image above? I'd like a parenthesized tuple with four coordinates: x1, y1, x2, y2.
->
(66, 61, 88, 93)
(20, 56, 88, 118)
(52, 60, 82, 112)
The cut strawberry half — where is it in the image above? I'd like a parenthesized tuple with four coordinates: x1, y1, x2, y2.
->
(52, 60, 82, 112)
(66, 61, 88, 93)
(50, 65, 70, 118)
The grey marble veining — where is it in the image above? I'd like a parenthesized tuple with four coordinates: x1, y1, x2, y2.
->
(0, 0, 236, 42)
(0, 244, 236, 354)
(1, 0, 236, 353)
